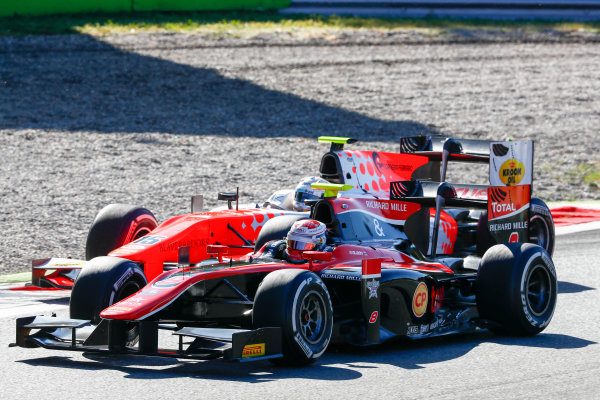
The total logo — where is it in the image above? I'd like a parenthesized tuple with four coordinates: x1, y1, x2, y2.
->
(499, 159, 525, 186)
(412, 282, 428, 317)
(490, 201, 516, 214)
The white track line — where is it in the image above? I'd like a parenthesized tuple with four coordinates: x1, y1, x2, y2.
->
(0, 284, 69, 319)
(555, 221, 600, 236)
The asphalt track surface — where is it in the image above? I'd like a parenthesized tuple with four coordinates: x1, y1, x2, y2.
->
(1, 229, 598, 400)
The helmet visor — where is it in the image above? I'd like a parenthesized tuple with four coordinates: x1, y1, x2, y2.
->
(287, 239, 316, 252)
(294, 191, 320, 203)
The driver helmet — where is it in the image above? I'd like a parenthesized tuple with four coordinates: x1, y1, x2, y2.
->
(293, 176, 328, 212)
(263, 189, 294, 210)
(285, 219, 327, 261)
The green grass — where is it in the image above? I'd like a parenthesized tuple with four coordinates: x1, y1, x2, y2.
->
(1, 11, 599, 36)
(0, 271, 30, 284)
(563, 162, 600, 191)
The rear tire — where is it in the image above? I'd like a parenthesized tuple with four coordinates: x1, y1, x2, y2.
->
(476, 197, 555, 256)
(86, 204, 157, 260)
(253, 269, 333, 365)
(477, 243, 557, 335)
(70, 256, 147, 324)
(528, 198, 555, 256)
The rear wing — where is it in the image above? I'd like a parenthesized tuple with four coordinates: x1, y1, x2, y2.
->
(318, 135, 500, 197)
(399, 136, 490, 162)
(399, 136, 496, 182)
(317, 136, 535, 253)
(390, 139, 534, 254)
(31, 258, 85, 289)
(318, 135, 532, 192)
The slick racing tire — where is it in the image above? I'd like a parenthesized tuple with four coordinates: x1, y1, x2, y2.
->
(70, 256, 147, 325)
(253, 215, 306, 253)
(477, 243, 557, 335)
(476, 197, 555, 256)
(86, 204, 158, 260)
(253, 269, 333, 365)
(528, 198, 555, 256)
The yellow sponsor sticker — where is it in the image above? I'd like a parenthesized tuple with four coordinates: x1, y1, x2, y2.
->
(412, 282, 428, 318)
(49, 262, 86, 267)
(499, 159, 525, 186)
(242, 343, 266, 358)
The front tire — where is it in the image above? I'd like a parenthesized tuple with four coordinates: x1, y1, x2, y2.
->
(86, 204, 158, 260)
(477, 243, 557, 335)
(70, 256, 147, 324)
(253, 269, 333, 365)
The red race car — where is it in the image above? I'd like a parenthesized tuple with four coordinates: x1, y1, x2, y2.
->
(30, 189, 308, 290)
(14, 136, 557, 365)
(30, 136, 554, 292)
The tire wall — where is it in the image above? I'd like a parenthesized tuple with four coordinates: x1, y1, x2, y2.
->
(0, 1, 291, 17)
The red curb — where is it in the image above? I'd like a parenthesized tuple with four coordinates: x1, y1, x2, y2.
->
(551, 206, 600, 227)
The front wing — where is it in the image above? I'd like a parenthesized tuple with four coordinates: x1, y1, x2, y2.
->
(12, 315, 282, 362)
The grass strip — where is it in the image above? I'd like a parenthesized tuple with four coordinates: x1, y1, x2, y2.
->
(0, 271, 30, 284)
(1, 11, 599, 36)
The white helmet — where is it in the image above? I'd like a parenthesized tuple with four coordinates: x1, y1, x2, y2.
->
(263, 189, 294, 210)
(293, 176, 328, 212)
(286, 219, 327, 261)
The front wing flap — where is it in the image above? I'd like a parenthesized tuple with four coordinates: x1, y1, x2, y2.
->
(12, 315, 282, 362)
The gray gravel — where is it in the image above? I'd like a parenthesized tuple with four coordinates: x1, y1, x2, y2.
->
(1, 30, 599, 274)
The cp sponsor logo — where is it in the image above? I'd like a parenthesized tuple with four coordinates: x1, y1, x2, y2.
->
(412, 282, 428, 317)
(242, 343, 265, 358)
(499, 159, 525, 185)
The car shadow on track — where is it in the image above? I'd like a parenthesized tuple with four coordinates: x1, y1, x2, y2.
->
(34, 298, 70, 306)
(1, 34, 440, 140)
(16, 331, 595, 381)
(557, 280, 595, 294)
(16, 354, 362, 382)
(324, 331, 596, 371)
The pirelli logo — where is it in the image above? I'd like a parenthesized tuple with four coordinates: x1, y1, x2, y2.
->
(242, 343, 265, 358)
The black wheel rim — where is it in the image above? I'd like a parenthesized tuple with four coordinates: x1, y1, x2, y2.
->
(526, 264, 553, 317)
(114, 279, 144, 345)
(298, 290, 327, 345)
(529, 215, 550, 251)
(115, 280, 142, 303)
